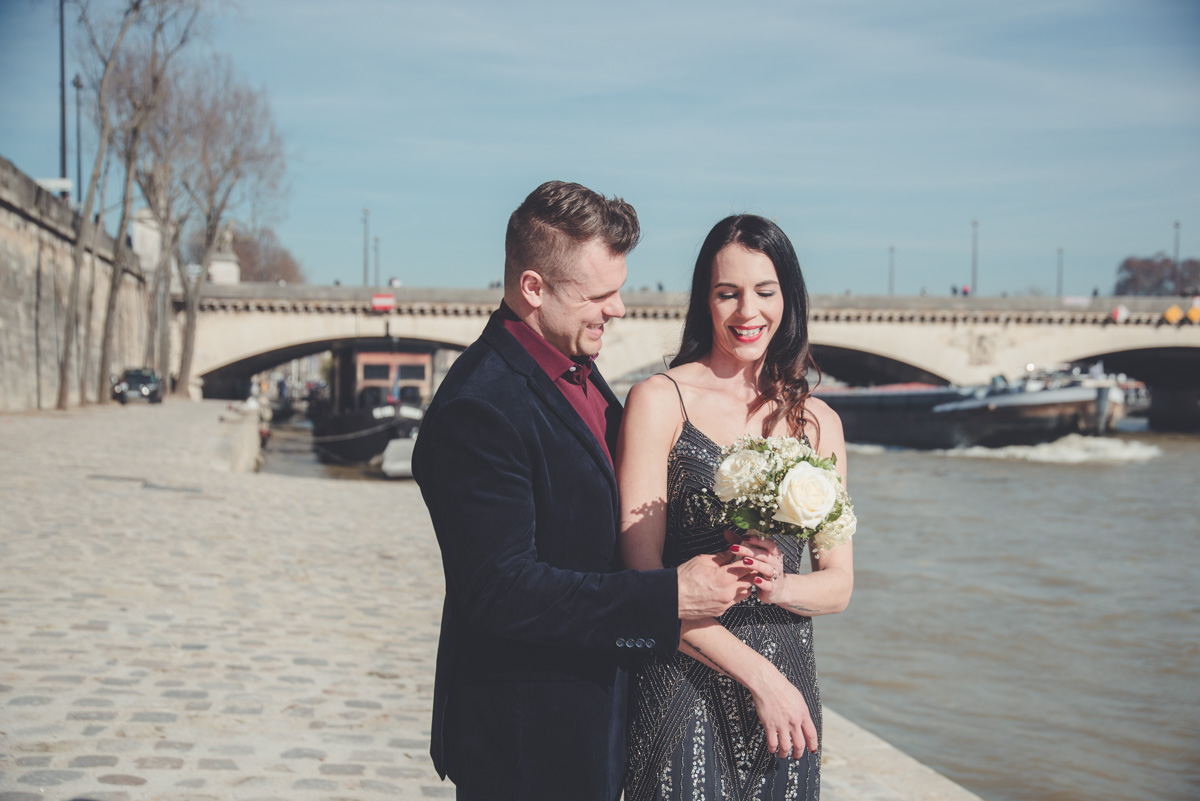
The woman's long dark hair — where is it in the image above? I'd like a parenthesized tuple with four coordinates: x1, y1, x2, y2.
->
(670, 214, 821, 438)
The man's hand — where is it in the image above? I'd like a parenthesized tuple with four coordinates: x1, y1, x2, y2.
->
(677, 550, 761, 619)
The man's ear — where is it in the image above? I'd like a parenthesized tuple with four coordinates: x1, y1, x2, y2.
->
(518, 270, 546, 309)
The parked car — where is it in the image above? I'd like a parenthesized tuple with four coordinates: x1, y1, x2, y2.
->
(112, 368, 163, 404)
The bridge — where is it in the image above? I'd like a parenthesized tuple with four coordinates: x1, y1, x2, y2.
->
(184, 285, 1200, 429)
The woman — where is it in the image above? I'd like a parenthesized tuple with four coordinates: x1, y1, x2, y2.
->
(618, 215, 854, 800)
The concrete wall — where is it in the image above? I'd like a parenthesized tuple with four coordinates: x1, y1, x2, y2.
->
(0, 156, 149, 411)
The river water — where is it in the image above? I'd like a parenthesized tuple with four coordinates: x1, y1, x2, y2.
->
(819, 426, 1200, 801)
(261, 422, 1200, 801)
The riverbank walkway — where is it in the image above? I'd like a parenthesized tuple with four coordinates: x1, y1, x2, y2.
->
(0, 400, 984, 801)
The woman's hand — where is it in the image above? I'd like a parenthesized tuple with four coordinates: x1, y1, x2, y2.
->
(749, 667, 819, 759)
(728, 534, 787, 606)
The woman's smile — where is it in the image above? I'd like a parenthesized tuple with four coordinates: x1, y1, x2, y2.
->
(730, 325, 767, 343)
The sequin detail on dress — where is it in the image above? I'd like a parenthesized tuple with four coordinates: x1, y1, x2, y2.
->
(625, 418, 822, 801)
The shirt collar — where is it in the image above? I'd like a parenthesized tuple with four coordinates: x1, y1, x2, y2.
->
(499, 301, 594, 387)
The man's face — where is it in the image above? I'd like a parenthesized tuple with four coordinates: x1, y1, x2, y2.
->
(532, 238, 627, 358)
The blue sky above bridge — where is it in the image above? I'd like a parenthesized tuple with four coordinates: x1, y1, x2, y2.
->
(2, 0, 1198, 296)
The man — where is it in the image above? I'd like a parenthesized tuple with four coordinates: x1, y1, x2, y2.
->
(412, 181, 753, 801)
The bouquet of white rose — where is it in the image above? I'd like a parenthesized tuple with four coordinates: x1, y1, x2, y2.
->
(711, 435, 856, 553)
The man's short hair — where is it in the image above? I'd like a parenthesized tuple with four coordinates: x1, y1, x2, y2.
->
(504, 181, 641, 292)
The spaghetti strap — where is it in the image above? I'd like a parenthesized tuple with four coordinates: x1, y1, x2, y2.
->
(656, 373, 689, 422)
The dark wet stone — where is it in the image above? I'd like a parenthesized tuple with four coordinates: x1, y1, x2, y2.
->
(198, 758, 237, 770)
(131, 712, 176, 723)
(362, 780, 403, 793)
(318, 764, 364, 776)
(14, 756, 51, 767)
(180, 643, 207, 650)
(293, 779, 337, 790)
(174, 778, 205, 788)
(69, 755, 120, 768)
(8, 696, 52, 706)
(348, 750, 394, 762)
(420, 786, 456, 798)
(73, 697, 115, 707)
(67, 711, 118, 721)
(133, 756, 183, 769)
(0, 792, 46, 801)
(82, 725, 107, 736)
(388, 738, 426, 748)
(154, 741, 194, 752)
(16, 769, 84, 785)
(220, 705, 262, 715)
(377, 766, 427, 779)
(293, 657, 327, 666)
(40, 674, 83, 682)
(161, 690, 207, 699)
(345, 699, 381, 709)
(280, 748, 325, 760)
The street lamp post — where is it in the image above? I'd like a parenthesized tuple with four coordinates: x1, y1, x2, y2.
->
(971, 219, 978, 296)
(374, 236, 380, 287)
(1174, 221, 1181, 295)
(73, 73, 82, 209)
(1056, 247, 1065, 297)
(362, 207, 370, 287)
(59, 0, 68, 200)
(888, 245, 895, 295)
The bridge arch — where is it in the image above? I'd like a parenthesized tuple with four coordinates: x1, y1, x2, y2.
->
(199, 335, 467, 399)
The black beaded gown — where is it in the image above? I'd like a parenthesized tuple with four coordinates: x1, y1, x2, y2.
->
(624, 383, 822, 801)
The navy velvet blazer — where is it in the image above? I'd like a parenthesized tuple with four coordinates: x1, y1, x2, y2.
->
(412, 311, 681, 801)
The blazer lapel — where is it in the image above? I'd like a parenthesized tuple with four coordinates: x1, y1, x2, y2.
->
(482, 315, 620, 494)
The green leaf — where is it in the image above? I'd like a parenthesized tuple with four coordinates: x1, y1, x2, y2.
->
(729, 507, 762, 531)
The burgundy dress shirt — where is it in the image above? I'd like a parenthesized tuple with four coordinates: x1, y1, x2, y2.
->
(499, 302, 617, 466)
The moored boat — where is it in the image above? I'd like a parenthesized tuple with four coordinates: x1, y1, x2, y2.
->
(306, 345, 430, 464)
(815, 367, 1125, 449)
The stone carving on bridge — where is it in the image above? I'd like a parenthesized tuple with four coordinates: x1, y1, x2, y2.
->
(949, 329, 1008, 367)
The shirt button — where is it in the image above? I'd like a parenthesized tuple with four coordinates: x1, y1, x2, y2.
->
(646, 638, 656, 648)
(635, 638, 646, 648)
(615, 638, 625, 647)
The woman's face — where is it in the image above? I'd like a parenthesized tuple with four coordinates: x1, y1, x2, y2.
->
(707, 243, 784, 365)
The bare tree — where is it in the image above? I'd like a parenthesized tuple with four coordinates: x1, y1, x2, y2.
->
(232, 225, 305, 284)
(1114, 254, 1199, 296)
(174, 57, 285, 396)
(56, 0, 143, 410)
(135, 60, 193, 382)
(95, 0, 203, 404)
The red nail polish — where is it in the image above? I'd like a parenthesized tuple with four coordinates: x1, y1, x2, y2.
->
(743, 558, 753, 565)
(729, 545, 740, 552)
(754, 577, 763, 584)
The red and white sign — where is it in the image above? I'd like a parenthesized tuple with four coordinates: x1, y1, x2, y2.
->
(371, 293, 395, 312)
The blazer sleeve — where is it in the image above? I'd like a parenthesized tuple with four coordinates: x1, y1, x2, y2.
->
(414, 394, 680, 655)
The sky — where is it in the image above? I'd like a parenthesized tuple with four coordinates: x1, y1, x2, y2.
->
(2, 0, 1199, 296)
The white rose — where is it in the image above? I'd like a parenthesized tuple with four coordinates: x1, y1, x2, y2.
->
(713, 449, 767, 502)
(774, 462, 838, 528)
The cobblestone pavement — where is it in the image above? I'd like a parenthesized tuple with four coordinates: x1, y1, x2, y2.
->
(1, 400, 983, 801)
(1, 400, 448, 801)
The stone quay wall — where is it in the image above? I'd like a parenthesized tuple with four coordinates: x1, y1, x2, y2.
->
(0, 155, 149, 412)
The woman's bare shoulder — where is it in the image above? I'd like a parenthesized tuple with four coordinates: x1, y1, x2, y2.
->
(625, 372, 686, 417)
(802, 395, 845, 454)
(804, 395, 842, 428)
